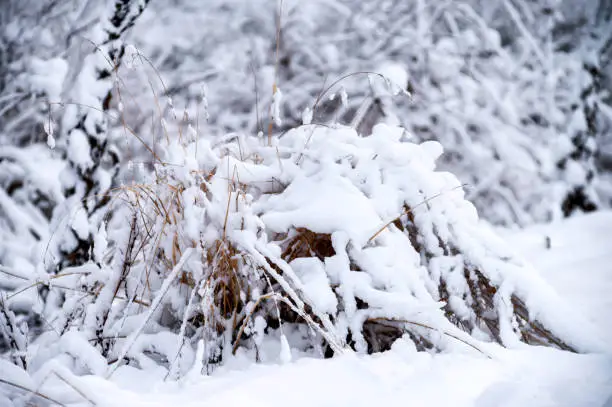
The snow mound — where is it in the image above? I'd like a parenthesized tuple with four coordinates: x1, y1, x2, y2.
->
(7, 123, 603, 394)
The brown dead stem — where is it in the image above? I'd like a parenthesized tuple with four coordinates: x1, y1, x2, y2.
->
(205, 239, 243, 323)
(282, 228, 335, 263)
(436, 266, 576, 352)
(366, 317, 492, 358)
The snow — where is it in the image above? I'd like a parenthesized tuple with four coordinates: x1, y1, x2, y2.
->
(375, 62, 409, 96)
(70, 208, 90, 240)
(29, 57, 68, 102)
(44, 120, 56, 149)
(108, 248, 195, 378)
(67, 129, 94, 171)
(16, 213, 612, 407)
(279, 334, 292, 364)
(38, 338, 612, 407)
(302, 106, 313, 125)
(261, 173, 382, 244)
(290, 258, 338, 314)
(5, 121, 605, 406)
(271, 88, 283, 127)
(503, 211, 612, 344)
(2, 2, 612, 405)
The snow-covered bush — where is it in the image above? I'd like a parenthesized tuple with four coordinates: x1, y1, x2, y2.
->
(27, 112, 601, 382)
(0, 1, 609, 403)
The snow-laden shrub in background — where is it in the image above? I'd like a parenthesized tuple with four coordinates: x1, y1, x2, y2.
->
(125, 0, 612, 226)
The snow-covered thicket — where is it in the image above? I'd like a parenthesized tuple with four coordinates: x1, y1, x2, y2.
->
(0, 0, 78, 375)
(0, 0, 152, 402)
(17, 118, 604, 385)
(1, 0, 611, 404)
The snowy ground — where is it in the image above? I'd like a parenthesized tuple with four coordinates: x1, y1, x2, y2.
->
(503, 211, 612, 345)
(41, 212, 612, 406)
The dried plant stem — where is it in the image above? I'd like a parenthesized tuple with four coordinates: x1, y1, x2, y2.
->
(232, 292, 275, 354)
(268, 0, 284, 146)
(0, 377, 65, 406)
(367, 317, 492, 358)
(107, 248, 194, 378)
(367, 184, 467, 244)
